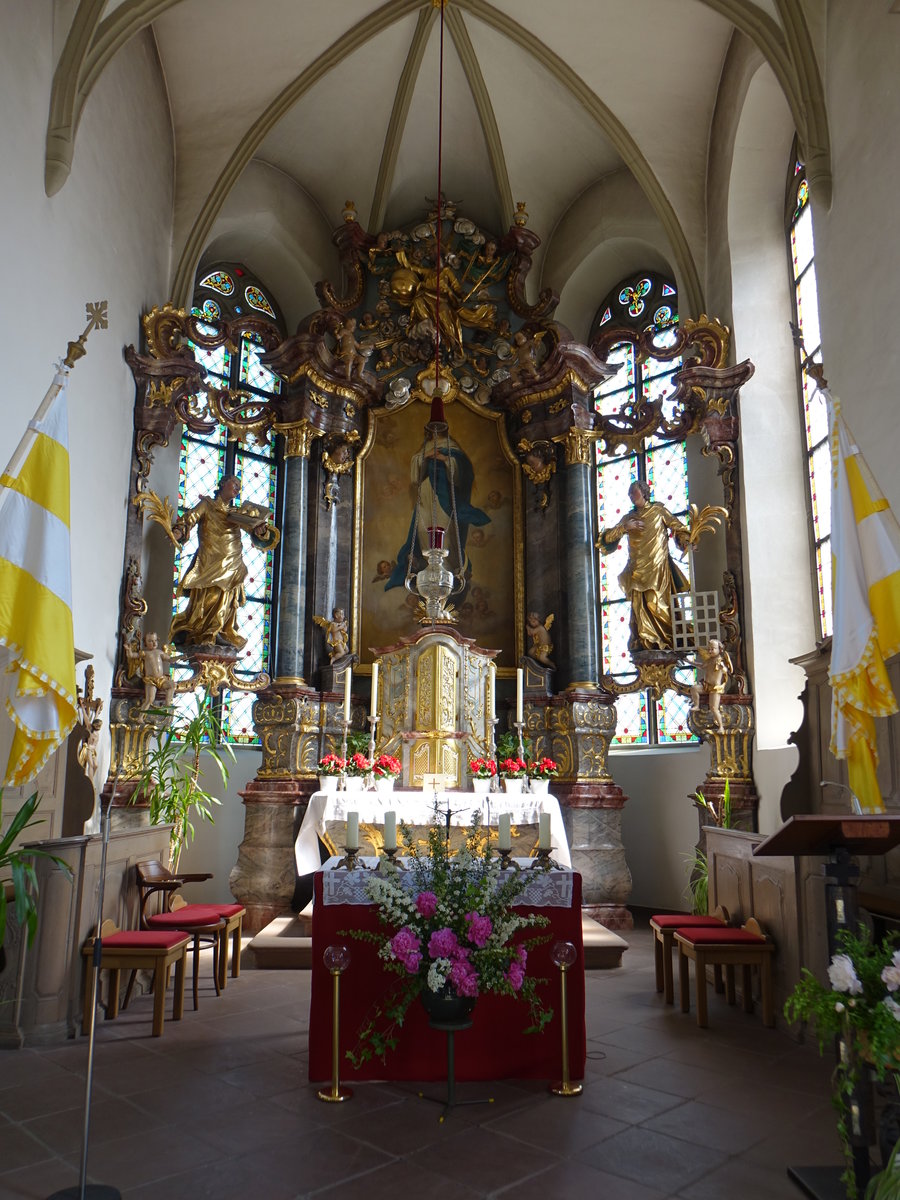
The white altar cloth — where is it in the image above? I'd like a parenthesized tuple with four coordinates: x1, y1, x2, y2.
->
(317, 856, 575, 907)
(294, 790, 571, 875)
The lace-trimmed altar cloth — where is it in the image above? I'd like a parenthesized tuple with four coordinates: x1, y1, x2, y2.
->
(319, 857, 574, 907)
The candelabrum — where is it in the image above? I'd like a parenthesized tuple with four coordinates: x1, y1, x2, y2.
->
(339, 718, 349, 792)
(317, 945, 353, 1103)
(549, 941, 583, 1097)
(495, 848, 519, 872)
(335, 846, 368, 871)
(513, 719, 525, 764)
(377, 846, 404, 871)
(367, 710, 379, 774)
(531, 847, 559, 872)
(488, 712, 499, 792)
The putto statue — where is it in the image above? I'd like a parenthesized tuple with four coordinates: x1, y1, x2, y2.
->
(689, 638, 733, 732)
(125, 630, 177, 710)
(526, 611, 555, 667)
(597, 480, 690, 651)
(314, 607, 350, 664)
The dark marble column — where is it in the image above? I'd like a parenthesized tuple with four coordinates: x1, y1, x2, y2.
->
(273, 421, 315, 684)
(560, 429, 601, 689)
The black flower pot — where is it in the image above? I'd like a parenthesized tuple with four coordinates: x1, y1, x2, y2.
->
(420, 985, 476, 1026)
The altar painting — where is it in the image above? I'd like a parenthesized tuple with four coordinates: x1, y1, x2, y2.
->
(357, 401, 516, 664)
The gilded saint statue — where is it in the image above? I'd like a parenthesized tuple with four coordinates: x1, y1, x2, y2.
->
(598, 480, 690, 651)
(169, 474, 279, 649)
(689, 638, 733, 732)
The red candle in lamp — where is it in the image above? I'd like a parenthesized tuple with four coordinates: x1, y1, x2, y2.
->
(427, 525, 445, 549)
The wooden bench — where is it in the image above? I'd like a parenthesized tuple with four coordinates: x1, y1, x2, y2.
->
(82, 921, 190, 1038)
(675, 917, 775, 1029)
(649, 906, 729, 1004)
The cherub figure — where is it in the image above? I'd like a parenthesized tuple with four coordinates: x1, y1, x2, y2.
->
(526, 612, 555, 668)
(688, 638, 733, 733)
(509, 330, 544, 382)
(333, 317, 370, 379)
(130, 631, 177, 710)
(314, 608, 349, 663)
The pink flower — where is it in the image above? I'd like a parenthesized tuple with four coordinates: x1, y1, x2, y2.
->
(390, 927, 422, 973)
(515, 945, 527, 967)
(416, 891, 438, 918)
(465, 911, 493, 947)
(505, 961, 525, 991)
(428, 927, 459, 959)
(449, 959, 479, 997)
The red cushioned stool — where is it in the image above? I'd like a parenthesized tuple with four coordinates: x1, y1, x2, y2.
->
(650, 906, 729, 1004)
(82, 922, 190, 1038)
(207, 902, 246, 990)
(675, 917, 775, 1029)
(143, 905, 226, 1011)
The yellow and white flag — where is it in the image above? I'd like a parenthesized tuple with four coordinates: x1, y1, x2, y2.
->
(0, 366, 76, 786)
(827, 390, 900, 812)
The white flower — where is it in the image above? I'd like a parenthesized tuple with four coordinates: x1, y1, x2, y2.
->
(882, 964, 900, 993)
(884, 997, 900, 1022)
(893, 950, 900, 969)
(835, 1001, 845, 1013)
(426, 959, 450, 993)
(827, 954, 863, 995)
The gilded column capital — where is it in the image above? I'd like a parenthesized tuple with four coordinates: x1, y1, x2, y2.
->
(553, 426, 599, 467)
(275, 419, 317, 458)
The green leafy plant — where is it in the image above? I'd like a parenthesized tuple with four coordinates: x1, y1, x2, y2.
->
(685, 779, 733, 914)
(345, 729, 371, 758)
(496, 730, 531, 764)
(136, 697, 234, 872)
(785, 928, 900, 1198)
(0, 790, 72, 946)
(867, 1138, 900, 1200)
(345, 816, 552, 1067)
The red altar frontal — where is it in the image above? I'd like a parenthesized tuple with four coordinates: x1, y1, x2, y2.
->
(308, 865, 586, 1083)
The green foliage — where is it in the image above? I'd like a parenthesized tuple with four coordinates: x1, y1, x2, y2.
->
(684, 780, 733, 915)
(345, 729, 371, 758)
(0, 790, 72, 947)
(785, 927, 900, 1198)
(136, 697, 234, 872)
(694, 778, 733, 829)
(867, 1138, 900, 1200)
(495, 730, 531, 763)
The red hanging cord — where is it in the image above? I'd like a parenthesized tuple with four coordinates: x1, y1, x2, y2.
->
(430, 0, 446, 425)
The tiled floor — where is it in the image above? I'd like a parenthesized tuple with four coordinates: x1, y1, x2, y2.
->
(0, 923, 845, 1199)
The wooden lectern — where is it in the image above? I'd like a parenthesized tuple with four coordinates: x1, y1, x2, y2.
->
(754, 814, 900, 1200)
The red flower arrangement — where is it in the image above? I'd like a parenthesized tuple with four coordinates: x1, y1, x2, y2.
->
(318, 753, 346, 777)
(372, 753, 402, 779)
(499, 756, 527, 779)
(345, 751, 373, 777)
(467, 757, 497, 780)
(527, 757, 558, 780)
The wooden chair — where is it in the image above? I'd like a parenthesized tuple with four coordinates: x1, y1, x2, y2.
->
(135, 860, 246, 992)
(675, 917, 776, 1029)
(82, 920, 190, 1038)
(649, 906, 729, 1004)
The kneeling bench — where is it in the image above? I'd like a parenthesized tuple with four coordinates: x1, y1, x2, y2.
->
(650, 908, 729, 1004)
(675, 918, 775, 1029)
(82, 926, 190, 1038)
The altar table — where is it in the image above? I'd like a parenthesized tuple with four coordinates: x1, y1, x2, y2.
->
(308, 861, 586, 1083)
(295, 789, 571, 877)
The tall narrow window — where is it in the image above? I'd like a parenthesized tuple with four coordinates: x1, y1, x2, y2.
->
(593, 274, 696, 746)
(789, 163, 831, 637)
(172, 266, 283, 744)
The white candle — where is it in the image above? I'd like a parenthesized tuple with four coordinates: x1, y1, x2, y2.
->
(516, 667, 524, 724)
(343, 666, 352, 722)
(488, 662, 496, 724)
(539, 812, 551, 851)
(383, 810, 396, 851)
(498, 812, 511, 852)
(371, 661, 379, 711)
(346, 811, 359, 850)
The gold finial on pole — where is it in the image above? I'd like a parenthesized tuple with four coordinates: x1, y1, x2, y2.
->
(64, 300, 109, 368)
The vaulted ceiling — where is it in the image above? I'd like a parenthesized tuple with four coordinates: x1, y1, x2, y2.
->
(48, 1, 828, 323)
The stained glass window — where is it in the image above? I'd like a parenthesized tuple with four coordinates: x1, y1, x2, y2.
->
(173, 268, 283, 744)
(789, 164, 830, 636)
(594, 273, 697, 747)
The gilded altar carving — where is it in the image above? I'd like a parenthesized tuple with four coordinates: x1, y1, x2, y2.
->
(554, 426, 600, 467)
(275, 419, 316, 459)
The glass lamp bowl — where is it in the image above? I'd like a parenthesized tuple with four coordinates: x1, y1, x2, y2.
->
(323, 943, 351, 973)
(551, 940, 577, 969)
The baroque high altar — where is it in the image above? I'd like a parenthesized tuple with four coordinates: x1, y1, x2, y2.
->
(113, 198, 758, 934)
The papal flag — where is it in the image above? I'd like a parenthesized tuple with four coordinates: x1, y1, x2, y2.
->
(827, 389, 900, 812)
(0, 365, 76, 786)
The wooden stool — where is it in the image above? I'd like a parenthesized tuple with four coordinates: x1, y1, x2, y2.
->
(82, 923, 190, 1038)
(676, 917, 775, 1029)
(144, 906, 226, 1011)
(650, 907, 729, 1004)
(172, 898, 245, 990)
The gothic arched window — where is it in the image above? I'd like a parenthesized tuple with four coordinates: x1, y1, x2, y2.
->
(173, 264, 284, 743)
(788, 163, 831, 637)
(593, 273, 696, 745)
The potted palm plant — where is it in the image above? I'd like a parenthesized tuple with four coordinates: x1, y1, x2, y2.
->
(1, 790, 72, 967)
(135, 697, 234, 872)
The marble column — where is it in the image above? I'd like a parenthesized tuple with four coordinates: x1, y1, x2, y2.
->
(558, 428, 601, 689)
(273, 421, 316, 684)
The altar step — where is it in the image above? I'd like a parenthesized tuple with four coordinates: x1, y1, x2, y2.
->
(248, 913, 628, 970)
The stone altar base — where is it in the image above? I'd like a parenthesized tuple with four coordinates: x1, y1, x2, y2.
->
(230, 778, 313, 934)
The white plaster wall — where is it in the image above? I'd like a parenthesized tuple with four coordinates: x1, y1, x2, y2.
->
(0, 4, 174, 790)
(177, 749, 261, 905)
(812, 1, 900, 504)
(726, 65, 814, 834)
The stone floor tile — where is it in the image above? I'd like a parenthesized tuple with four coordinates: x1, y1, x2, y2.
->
(577, 1124, 727, 1193)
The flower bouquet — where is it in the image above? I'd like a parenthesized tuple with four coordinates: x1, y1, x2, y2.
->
(468, 757, 496, 792)
(317, 753, 346, 793)
(527, 757, 558, 793)
(499, 756, 527, 793)
(372, 753, 401, 793)
(785, 928, 900, 1196)
(346, 818, 552, 1066)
